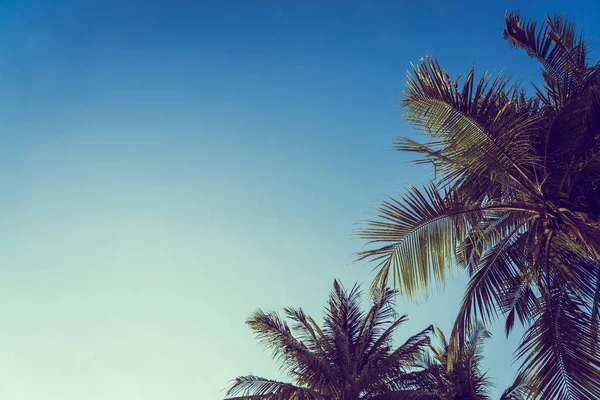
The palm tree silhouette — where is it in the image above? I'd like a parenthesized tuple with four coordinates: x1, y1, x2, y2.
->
(225, 280, 435, 399)
(357, 12, 600, 399)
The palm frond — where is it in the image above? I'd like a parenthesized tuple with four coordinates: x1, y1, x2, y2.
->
(357, 183, 536, 297)
(247, 310, 335, 387)
(358, 289, 403, 366)
(451, 220, 532, 351)
(368, 391, 447, 400)
(499, 372, 532, 400)
(225, 375, 325, 400)
(402, 57, 541, 190)
(284, 307, 325, 353)
(503, 12, 588, 106)
(516, 289, 600, 399)
(503, 12, 586, 75)
(247, 309, 306, 363)
(417, 324, 493, 400)
(390, 325, 434, 365)
(357, 184, 467, 296)
(360, 287, 399, 348)
(322, 280, 364, 384)
(361, 323, 434, 390)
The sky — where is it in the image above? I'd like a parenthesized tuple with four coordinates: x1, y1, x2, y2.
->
(1, 1, 600, 399)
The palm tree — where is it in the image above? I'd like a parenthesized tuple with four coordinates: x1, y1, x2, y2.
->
(416, 324, 491, 400)
(356, 12, 600, 399)
(413, 323, 530, 400)
(224, 280, 436, 400)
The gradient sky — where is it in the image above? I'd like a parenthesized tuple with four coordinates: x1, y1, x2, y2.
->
(1, 1, 600, 399)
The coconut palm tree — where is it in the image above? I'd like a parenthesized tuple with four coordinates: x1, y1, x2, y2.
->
(412, 323, 530, 400)
(357, 12, 600, 399)
(416, 324, 492, 400)
(224, 280, 436, 400)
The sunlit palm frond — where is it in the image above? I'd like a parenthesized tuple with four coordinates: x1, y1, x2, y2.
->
(247, 309, 307, 364)
(357, 183, 537, 297)
(356, 184, 474, 297)
(403, 57, 541, 191)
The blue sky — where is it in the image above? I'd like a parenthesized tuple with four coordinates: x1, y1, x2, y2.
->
(1, 1, 600, 399)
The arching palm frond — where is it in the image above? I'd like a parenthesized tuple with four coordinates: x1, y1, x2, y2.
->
(357, 184, 469, 298)
(246, 310, 336, 392)
(357, 184, 537, 298)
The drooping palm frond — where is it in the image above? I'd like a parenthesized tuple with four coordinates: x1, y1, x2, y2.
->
(357, 184, 464, 297)
(357, 183, 538, 298)
(516, 288, 600, 400)
(450, 218, 536, 351)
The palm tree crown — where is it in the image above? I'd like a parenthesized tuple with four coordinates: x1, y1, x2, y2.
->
(414, 323, 530, 400)
(357, 12, 600, 399)
(225, 280, 434, 400)
(417, 324, 492, 400)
